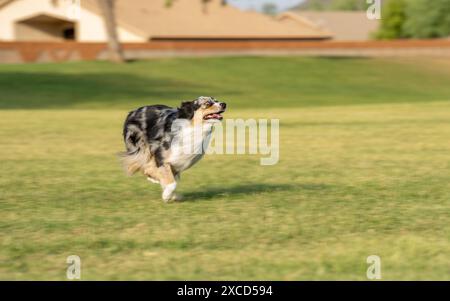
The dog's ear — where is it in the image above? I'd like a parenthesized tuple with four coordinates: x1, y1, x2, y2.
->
(177, 101, 199, 120)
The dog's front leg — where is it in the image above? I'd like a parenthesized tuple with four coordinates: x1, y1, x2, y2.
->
(158, 164, 181, 203)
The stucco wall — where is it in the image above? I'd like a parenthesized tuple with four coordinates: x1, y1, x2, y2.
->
(78, 7, 143, 42)
(0, 0, 76, 40)
(0, 0, 144, 42)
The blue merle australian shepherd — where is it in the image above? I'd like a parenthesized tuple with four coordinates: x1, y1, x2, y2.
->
(121, 96, 227, 202)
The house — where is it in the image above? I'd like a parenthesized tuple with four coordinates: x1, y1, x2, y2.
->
(279, 11, 380, 41)
(0, 0, 332, 42)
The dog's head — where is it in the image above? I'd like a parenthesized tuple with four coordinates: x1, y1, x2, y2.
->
(177, 96, 227, 123)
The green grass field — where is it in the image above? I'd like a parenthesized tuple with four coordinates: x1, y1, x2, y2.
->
(0, 57, 449, 280)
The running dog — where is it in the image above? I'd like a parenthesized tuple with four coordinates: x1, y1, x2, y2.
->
(121, 96, 227, 202)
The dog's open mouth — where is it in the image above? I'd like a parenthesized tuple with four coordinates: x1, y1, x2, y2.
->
(204, 111, 224, 121)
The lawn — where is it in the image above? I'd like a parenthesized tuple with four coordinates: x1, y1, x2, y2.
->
(0, 57, 449, 280)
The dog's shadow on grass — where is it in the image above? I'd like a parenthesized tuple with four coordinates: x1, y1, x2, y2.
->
(181, 183, 327, 202)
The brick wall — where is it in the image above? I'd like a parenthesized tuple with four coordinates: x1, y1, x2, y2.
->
(1, 40, 450, 63)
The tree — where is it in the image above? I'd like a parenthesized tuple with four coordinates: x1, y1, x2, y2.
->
(295, 0, 367, 11)
(403, 0, 450, 39)
(262, 3, 278, 16)
(375, 0, 450, 40)
(331, 0, 368, 11)
(97, 0, 125, 63)
(375, 0, 407, 40)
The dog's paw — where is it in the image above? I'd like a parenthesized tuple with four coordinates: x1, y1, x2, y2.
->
(171, 193, 184, 202)
(163, 193, 183, 203)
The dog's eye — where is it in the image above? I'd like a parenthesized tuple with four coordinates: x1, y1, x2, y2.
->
(205, 101, 214, 107)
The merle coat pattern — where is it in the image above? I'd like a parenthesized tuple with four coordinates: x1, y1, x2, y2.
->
(121, 97, 226, 202)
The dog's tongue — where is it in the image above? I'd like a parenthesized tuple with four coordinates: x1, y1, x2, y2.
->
(205, 113, 223, 120)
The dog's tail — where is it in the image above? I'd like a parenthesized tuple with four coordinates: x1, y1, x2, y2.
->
(120, 112, 151, 176)
(119, 147, 151, 176)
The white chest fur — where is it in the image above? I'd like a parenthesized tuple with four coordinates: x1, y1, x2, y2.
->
(168, 121, 214, 173)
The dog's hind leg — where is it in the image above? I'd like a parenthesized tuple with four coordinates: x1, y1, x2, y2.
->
(147, 177, 160, 184)
(143, 160, 159, 184)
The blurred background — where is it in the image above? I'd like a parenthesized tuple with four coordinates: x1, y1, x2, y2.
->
(0, 0, 449, 280)
(1, 0, 450, 62)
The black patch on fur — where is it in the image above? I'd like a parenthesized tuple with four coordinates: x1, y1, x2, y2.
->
(122, 99, 217, 171)
(177, 101, 200, 120)
(123, 111, 137, 141)
(123, 105, 178, 167)
(144, 108, 165, 141)
(154, 147, 164, 167)
(129, 132, 139, 146)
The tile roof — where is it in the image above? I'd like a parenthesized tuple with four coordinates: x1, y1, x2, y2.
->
(82, 0, 331, 40)
(288, 11, 380, 41)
